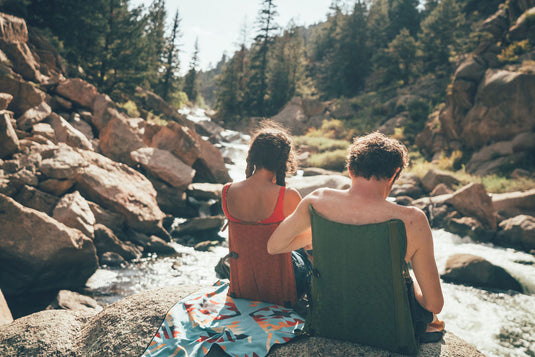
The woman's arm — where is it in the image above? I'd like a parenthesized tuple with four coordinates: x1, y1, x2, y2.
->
(268, 197, 313, 254)
(408, 208, 444, 314)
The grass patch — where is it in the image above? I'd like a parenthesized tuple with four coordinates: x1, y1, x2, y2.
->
(294, 136, 349, 153)
(306, 149, 348, 172)
(407, 152, 535, 193)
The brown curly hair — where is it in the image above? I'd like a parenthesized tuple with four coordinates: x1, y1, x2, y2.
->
(347, 132, 409, 181)
(245, 121, 297, 186)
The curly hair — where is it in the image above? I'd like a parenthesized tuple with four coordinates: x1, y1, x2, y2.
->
(245, 121, 297, 186)
(347, 132, 409, 181)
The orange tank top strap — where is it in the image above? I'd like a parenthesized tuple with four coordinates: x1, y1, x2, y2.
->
(259, 186, 286, 224)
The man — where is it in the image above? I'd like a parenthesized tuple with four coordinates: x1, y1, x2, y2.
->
(267, 132, 443, 314)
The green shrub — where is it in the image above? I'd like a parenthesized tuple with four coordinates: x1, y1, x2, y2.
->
(306, 149, 348, 172)
(118, 100, 140, 118)
(498, 40, 532, 64)
(294, 136, 349, 153)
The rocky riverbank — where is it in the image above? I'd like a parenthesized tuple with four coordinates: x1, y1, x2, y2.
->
(0, 285, 483, 357)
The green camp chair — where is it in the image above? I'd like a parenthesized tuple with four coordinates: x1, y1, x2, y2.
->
(305, 205, 420, 355)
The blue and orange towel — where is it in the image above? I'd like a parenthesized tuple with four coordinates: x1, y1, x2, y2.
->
(142, 281, 305, 357)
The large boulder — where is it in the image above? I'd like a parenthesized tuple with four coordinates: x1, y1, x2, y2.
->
(75, 149, 165, 234)
(287, 174, 351, 197)
(421, 168, 461, 192)
(39, 144, 88, 180)
(91, 93, 119, 132)
(134, 86, 192, 128)
(151, 122, 201, 166)
(87, 201, 126, 239)
(93, 224, 141, 261)
(53, 191, 96, 239)
(441, 253, 522, 292)
(0, 12, 28, 43)
(130, 147, 195, 189)
(497, 215, 535, 251)
(492, 189, 535, 217)
(0, 289, 12, 326)
(459, 69, 535, 149)
(0, 194, 98, 295)
(445, 183, 497, 230)
(16, 101, 51, 131)
(55, 78, 99, 109)
(13, 185, 59, 215)
(48, 113, 93, 150)
(0, 111, 19, 159)
(0, 73, 46, 116)
(99, 115, 145, 165)
(0, 285, 482, 357)
(190, 129, 232, 184)
(46, 290, 101, 314)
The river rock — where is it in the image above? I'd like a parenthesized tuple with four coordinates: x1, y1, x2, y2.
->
(187, 182, 223, 200)
(55, 78, 98, 109)
(16, 101, 51, 131)
(287, 174, 351, 197)
(46, 290, 101, 314)
(150, 177, 197, 218)
(421, 168, 460, 192)
(190, 129, 232, 184)
(497, 215, 535, 251)
(48, 112, 92, 150)
(430, 183, 454, 196)
(99, 252, 126, 267)
(173, 216, 225, 241)
(75, 149, 165, 235)
(130, 147, 195, 189)
(445, 183, 497, 230)
(445, 216, 495, 242)
(0, 285, 483, 356)
(93, 224, 141, 261)
(53, 191, 96, 239)
(14, 185, 59, 215)
(1, 40, 42, 83)
(99, 115, 144, 165)
(441, 253, 522, 292)
(0, 111, 19, 159)
(0, 194, 98, 295)
(87, 201, 126, 238)
(128, 231, 176, 255)
(492, 189, 535, 217)
(39, 144, 88, 179)
(0, 289, 13, 326)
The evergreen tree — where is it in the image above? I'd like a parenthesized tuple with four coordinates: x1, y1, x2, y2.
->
(418, 0, 467, 73)
(387, 0, 421, 38)
(377, 28, 417, 85)
(246, 0, 278, 116)
(268, 23, 305, 114)
(160, 9, 181, 101)
(144, 0, 167, 89)
(184, 38, 200, 103)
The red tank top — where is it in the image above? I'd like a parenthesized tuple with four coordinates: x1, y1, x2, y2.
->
(222, 183, 297, 307)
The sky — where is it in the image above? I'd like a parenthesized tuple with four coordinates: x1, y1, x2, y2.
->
(134, 0, 334, 73)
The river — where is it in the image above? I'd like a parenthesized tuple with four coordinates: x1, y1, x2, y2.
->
(85, 108, 535, 357)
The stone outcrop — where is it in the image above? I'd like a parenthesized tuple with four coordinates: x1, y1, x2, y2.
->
(441, 254, 522, 292)
(421, 168, 461, 192)
(0, 285, 483, 357)
(0, 111, 19, 159)
(52, 191, 96, 239)
(0, 194, 98, 295)
(445, 183, 497, 230)
(99, 115, 145, 165)
(417, 3, 535, 176)
(55, 78, 99, 109)
(75, 149, 165, 234)
(130, 147, 195, 189)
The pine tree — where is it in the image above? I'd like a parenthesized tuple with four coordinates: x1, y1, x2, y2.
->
(184, 38, 200, 104)
(160, 9, 181, 101)
(387, 0, 421, 38)
(246, 0, 278, 117)
(144, 0, 167, 89)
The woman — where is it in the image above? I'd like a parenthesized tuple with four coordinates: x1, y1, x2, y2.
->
(221, 121, 311, 308)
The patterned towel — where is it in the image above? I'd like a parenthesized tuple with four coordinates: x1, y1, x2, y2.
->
(142, 281, 305, 357)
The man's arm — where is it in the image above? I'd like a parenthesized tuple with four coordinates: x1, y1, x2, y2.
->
(408, 208, 444, 314)
(267, 197, 313, 254)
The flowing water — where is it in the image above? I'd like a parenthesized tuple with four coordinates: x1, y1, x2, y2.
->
(86, 108, 535, 357)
